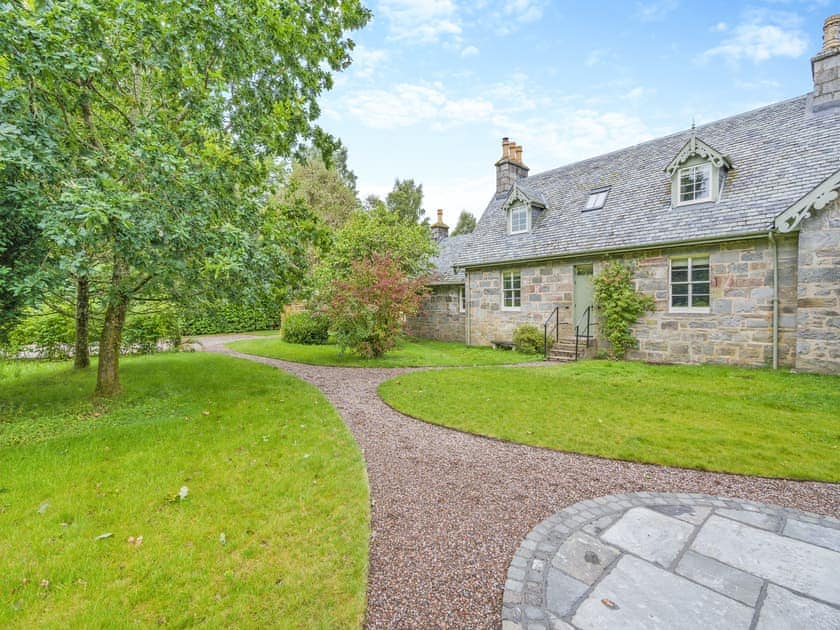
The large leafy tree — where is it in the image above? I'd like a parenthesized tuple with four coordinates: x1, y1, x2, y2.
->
(281, 146, 360, 229)
(0, 0, 369, 395)
(314, 207, 435, 356)
(451, 210, 477, 236)
(386, 178, 426, 224)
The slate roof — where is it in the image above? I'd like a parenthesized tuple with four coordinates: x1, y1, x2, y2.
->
(455, 94, 840, 269)
(428, 233, 470, 284)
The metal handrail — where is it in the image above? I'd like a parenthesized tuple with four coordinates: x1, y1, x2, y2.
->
(574, 306, 594, 360)
(543, 306, 560, 360)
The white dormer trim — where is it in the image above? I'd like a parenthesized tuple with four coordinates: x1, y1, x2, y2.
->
(775, 168, 840, 233)
(502, 182, 545, 235)
(665, 133, 732, 176)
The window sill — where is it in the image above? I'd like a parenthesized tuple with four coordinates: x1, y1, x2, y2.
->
(501, 306, 522, 312)
(674, 196, 713, 207)
(669, 307, 711, 314)
(508, 229, 529, 235)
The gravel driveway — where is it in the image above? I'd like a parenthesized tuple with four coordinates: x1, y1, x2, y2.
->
(200, 335, 840, 629)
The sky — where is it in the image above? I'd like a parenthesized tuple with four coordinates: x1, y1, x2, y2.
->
(319, 0, 834, 227)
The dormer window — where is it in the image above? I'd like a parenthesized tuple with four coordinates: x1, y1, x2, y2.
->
(502, 182, 545, 235)
(665, 132, 732, 208)
(584, 187, 610, 211)
(678, 164, 712, 204)
(509, 203, 529, 234)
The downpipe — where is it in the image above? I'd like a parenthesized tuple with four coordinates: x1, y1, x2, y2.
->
(768, 230, 779, 370)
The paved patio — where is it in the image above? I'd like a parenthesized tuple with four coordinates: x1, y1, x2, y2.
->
(504, 492, 840, 629)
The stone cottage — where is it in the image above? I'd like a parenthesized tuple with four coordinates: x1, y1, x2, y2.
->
(415, 14, 840, 374)
(405, 210, 470, 343)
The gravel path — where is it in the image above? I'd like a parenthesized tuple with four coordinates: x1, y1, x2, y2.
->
(199, 335, 840, 629)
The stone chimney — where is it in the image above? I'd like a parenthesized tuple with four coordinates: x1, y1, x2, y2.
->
(430, 209, 449, 241)
(495, 137, 529, 194)
(812, 14, 840, 112)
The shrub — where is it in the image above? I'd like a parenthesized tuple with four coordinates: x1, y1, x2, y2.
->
(593, 262, 655, 359)
(122, 309, 181, 354)
(324, 253, 428, 358)
(5, 310, 75, 360)
(513, 324, 544, 355)
(180, 299, 281, 335)
(282, 311, 329, 345)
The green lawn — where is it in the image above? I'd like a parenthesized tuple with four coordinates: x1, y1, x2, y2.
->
(378, 361, 840, 482)
(0, 353, 368, 628)
(227, 337, 538, 367)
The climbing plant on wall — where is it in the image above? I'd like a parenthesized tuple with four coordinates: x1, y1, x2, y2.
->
(593, 262, 655, 359)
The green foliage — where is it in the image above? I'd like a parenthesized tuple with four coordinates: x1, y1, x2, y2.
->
(180, 299, 280, 336)
(122, 309, 181, 354)
(513, 324, 545, 355)
(386, 178, 426, 224)
(282, 312, 329, 345)
(320, 207, 436, 282)
(281, 146, 360, 229)
(593, 262, 655, 358)
(325, 253, 428, 358)
(451, 210, 477, 236)
(0, 0, 370, 394)
(0, 353, 369, 626)
(379, 362, 840, 482)
(6, 309, 76, 360)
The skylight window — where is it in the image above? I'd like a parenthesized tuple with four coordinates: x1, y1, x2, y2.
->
(584, 188, 609, 211)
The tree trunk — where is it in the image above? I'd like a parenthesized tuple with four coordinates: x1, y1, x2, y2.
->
(95, 266, 129, 397)
(73, 276, 90, 369)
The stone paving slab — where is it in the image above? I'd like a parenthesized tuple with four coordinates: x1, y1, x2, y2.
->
(503, 492, 840, 630)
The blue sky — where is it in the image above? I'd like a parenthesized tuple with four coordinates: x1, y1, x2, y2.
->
(319, 1, 834, 226)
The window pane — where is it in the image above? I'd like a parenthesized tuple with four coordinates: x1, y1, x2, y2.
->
(692, 294, 710, 307)
(672, 283, 689, 296)
(692, 267, 709, 282)
(692, 282, 709, 295)
(512, 274, 520, 289)
(671, 294, 688, 307)
(671, 268, 688, 283)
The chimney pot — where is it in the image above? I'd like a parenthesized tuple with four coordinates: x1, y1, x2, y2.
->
(823, 14, 840, 52)
(437, 209, 443, 222)
(812, 14, 840, 112)
(495, 137, 529, 194)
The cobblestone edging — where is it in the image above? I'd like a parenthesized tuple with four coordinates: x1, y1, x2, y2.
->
(502, 492, 840, 630)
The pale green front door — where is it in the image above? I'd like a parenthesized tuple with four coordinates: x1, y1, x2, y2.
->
(573, 265, 596, 331)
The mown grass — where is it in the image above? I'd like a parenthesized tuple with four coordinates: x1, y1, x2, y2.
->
(0, 353, 368, 628)
(378, 361, 840, 481)
(228, 337, 538, 367)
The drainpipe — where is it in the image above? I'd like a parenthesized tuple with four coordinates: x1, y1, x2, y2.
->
(768, 230, 779, 370)
(465, 271, 471, 345)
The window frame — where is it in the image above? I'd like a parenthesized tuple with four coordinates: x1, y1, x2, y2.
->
(508, 203, 530, 234)
(458, 286, 466, 313)
(501, 270, 522, 311)
(584, 187, 610, 211)
(676, 163, 713, 206)
(669, 256, 711, 313)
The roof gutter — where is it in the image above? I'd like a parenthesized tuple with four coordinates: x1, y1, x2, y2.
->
(455, 230, 771, 272)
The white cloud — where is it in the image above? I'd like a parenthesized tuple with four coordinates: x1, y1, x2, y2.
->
(348, 45, 388, 80)
(698, 11, 808, 64)
(461, 45, 479, 57)
(584, 48, 610, 67)
(464, 0, 546, 36)
(343, 83, 494, 130)
(635, 0, 679, 22)
(711, 21, 728, 33)
(378, 0, 461, 44)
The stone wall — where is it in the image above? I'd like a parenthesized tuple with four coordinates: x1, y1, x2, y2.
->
(466, 236, 800, 368)
(795, 197, 840, 373)
(627, 238, 797, 367)
(405, 285, 465, 343)
(467, 266, 574, 344)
